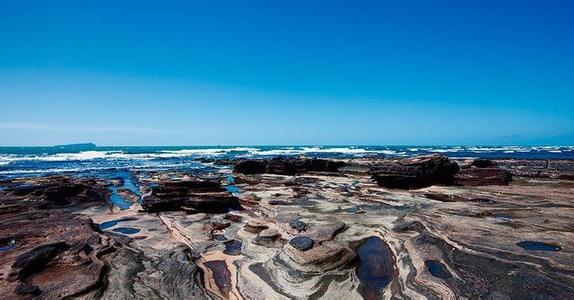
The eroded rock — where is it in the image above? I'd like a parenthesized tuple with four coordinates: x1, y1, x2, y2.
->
(142, 178, 240, 213)
(455, 168, 512, 186)
(370, 154, 459, 189)
(235, 157, 346, 175)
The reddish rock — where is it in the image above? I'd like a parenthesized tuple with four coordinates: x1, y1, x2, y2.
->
(0, 209, 112, 299)
(455, 168, 512, 186)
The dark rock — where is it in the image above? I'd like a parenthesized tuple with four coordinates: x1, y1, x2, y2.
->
(203, 260, 232, 298)
(1, 176, 107, 210)
(289, 220, 307, 232)
(142, 179, 240, 213)
(455, 168, 511, 186)
(234, 157, 345, 175)
(234, 160, 267, 174)
(0, 193, 113, 299)
(12, 242, 69, 280)
(15, 284, 41, 296)
(355, 237, 396, 299)
(370, 154, 459, 189)
(211, 221, 231, 231)
(223, 240, 243, 255)
(289, 236, 314, 251)
(471, 159, 494, 168)
(269, 200, 292, 205)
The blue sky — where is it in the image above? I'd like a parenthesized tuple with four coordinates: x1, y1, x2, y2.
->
(0, 0, 573, 146)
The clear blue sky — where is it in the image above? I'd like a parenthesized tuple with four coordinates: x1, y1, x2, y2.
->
(1, 0, 573, 146)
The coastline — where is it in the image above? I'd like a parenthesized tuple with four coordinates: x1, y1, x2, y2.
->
(1, 154, 573, 298)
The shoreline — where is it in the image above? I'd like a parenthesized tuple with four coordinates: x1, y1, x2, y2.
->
(0, 154, 573, 298)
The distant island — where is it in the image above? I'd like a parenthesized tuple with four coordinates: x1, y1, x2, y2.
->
(53, 143, 97, 151)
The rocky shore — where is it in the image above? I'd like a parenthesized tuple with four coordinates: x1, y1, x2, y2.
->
(1, 155, 573, 299)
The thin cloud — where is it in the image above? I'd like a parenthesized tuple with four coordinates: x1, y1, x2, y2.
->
(0, 122, 171, 134)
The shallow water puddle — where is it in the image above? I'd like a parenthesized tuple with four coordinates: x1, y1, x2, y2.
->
(0, 238, 17, 252)
(517, 241, 561, 251)
(112, 227, 141, 235)
(224, 174, 240, 195)
(223, 239, 242, 255)
(98, 217, 138, 230)
(204, 260, 232, 298)
(213, 234, 227, 241)
(425, 260, 452, 279)
(356, 236, 396, 299)
(105, 170, 142, 210)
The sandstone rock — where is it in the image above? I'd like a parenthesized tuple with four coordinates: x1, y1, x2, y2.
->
(0, 210, 112, 299)
(239, 193, 261, 207)
(304, 220, 346, 242)
(142, 178, 240, 213)
(253, 229, 282, 247)
(493, 159, 574, 179)
(370, 154, 459, 189)
(99, 245, 207, 299)
(424, 192, 469, 202)
(244, 221, 269, 234)
(234, 157, 345, 175)
(282, 240, 356, 273)
(455, 168, 511, 186)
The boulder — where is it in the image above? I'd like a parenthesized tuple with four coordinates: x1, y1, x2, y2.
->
(370, 154, 459, 189)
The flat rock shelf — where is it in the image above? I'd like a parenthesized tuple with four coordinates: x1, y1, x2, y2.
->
(0, 155, 573, 299)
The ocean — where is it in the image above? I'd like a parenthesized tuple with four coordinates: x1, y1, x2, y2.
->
(0, 145, 573, 179)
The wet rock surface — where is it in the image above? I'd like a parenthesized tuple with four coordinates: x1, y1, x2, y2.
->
(1, 156, 573, 299)
(289, 236, 314, 251)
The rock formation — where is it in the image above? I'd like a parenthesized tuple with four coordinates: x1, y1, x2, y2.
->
(1, 156, 573, 299)
(234, 157, 346, 175)
(141, 178, 240, 213)
(370, 154, 459, 189)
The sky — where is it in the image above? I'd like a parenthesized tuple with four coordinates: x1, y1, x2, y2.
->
(0, 0, 573, 146)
